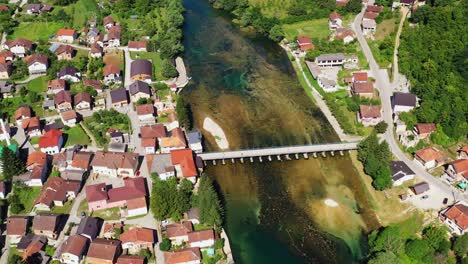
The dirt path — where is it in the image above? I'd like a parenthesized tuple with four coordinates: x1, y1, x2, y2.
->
(392, 7, 410, 84)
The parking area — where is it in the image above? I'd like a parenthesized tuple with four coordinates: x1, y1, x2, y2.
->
(320, 67, 340, 84)
(87, 173, 126, 188)
(404, 178, 454, 210)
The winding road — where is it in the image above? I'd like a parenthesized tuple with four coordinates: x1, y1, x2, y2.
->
(351, 4, 468, 204)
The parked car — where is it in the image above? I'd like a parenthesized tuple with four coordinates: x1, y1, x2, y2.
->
(443, 198, 448, 205)
(421, 195, 429, 200)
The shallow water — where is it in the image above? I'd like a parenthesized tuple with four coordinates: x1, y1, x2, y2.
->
(181, 0, 379, 263)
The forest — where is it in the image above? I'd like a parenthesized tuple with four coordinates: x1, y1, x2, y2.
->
(398, 0, 467, 140)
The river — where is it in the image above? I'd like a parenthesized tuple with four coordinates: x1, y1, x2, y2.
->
(181, 0, 379, 263)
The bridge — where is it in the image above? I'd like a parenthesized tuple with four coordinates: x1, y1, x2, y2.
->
(198, 141, 359, 165)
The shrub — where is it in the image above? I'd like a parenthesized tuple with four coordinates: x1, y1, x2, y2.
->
(159, 238, 172, 251)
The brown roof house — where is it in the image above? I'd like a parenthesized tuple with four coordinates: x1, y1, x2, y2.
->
(136, 104, 155, 125)
(411, 181, 430, 195)
(105, 25, 121, 48)
(414, 147, 445, 170)
(188, 229, 216, 248)
(140, 124, 167, 154)
(439, 202, 468, 236)
(110, 87, 128, 108)
(21, 116, 42, 137)
(54, 90, 73, 112)
(166, 221, 193, 245)
(446, 159, 468, 182)
(60, 110, 78, 127)
(33, 177, 81, 211)
(74, 92, 92, 110)
(59, 234, 88, 264)
(164, 247, 201, 264)
(351, 81, 373, 98)
(129, 80, 151, 102)
(413, 123, 436, 139)
(32, 214, 60, 240)
(335, 28, 355, 44)
(90, 43, 103, 58)
(91, 151, 139, 177)
(7, 216, 29, 244)
(103, 64, 122, 84)
(458, 146, 468, 160)
(357, 105, 382, 126)
(55, 45, 75, 60)
(3, 38, 33, 57)
(0, 62, 12, 79)
(120, 227, 155, 254)
(56, 29, 77, 43)
(160, 127, 186, 153)
(87, 238, 122, 264)
(128, 41, 148, 52)
(84, 79, 103, 93)
(24, 53, 48, 74)
(14, 105, 32, 126)
(47, 79, 67, 94)
(117, 255, 145, 264)
(130, 60, 152, 83)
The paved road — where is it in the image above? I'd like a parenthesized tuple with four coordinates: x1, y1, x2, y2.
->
(15, 73, 46, 84)
(122, 47, 133, 87)
(352, 6, 468, 204)
(12, 128, 34, 154)
(49, 41, 91, 51)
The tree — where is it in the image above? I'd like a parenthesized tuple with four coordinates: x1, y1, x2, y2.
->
(11, 60, 28, 81)
(346, 0, 363, 13)
(159, 238, 172, 251)
(368, 251, 403, 264)
(453, 234, 468, 258)
(175, 96, 192, 129)
(375, 121, 388, 134)
(405, 239, 434, 260)
(161, 60, 178, 79)
(357, 133, 392, 190)
(268, 25, 284, 42)
(150, 177, 193, 221)
(430, 124, 453, 147)
(9, 193, 24, 214)
(45, 245, 55, 256)
(198, 174, 223, 229)
(422, 225, 448, 252)
(1, 147, 25, 181)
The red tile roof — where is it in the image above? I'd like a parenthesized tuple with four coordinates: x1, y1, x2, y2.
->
(352, 72, 368, 82)
(27, 151, 47, 167)
(166, 221, 193, 238)
(444, 203, 468, 230)
(15, 105, 32, 120)
(187, 229, 215, 243)
(414, 123, 436, 135)
(164, 248, 201, 264)
(329, 12, 341, 20)
(56, 29, 76, 37)
(60, 235, 87, 256)
(54, 90, 72, 105)
(38, 129, 62, 148)
(48, 79, 66, 90)
(297, 36, 311, 45)
(352, 81, 373, 94)
(136, 104, 154, 115)
(141, 124, 166, 139)
(364, 12, 379, 20)
(34, 177, 80, 207)
(366, 5, 384, 12)
(128, 41, 147, 49)
(359, 105, 381, 118)
(86, 183, 108, 202)
(171, 148, 197, 178)
(60, 110, 77, 121)
(117, 255, 145, 264)
(120, 227, 155, 244)
(103, 64, 120, 76)
(87, 238, 121, 262)
(6, 217, 28, 235)
(299, 44, 315, 51)
(23, 54, 48, 66)
(450, 159, 468, 174)
(108, 177, 147, 203)
(415, 147, 444, 163)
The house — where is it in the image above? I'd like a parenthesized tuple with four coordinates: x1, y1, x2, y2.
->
(296, 36, 315, 53)
(160, 128, 186, 153)
(54, 90, 73, 112)
(446, 159, 468, 182)
(101, 222, 123, 239)
(186, 131, 203, 154)
(22, 117, 42, 137)
(91, 151, 139, 177)
(164, 247, 201, 264)
(76, 216, 100, 241)
(86, 177, 148, 217)
(109, 130, 124, 143)
(84, 79, 103, 93)
(7, 216, 29, 244)
(74, 92, 92, 110)
(56, 29, 77, 43)
(32, 214, 60, 240)
(411, 181, 430, 195)
(140, 124, 167, 148)
(21, 237, 46, 262)
(315, 53, 346, 67)
(185, 208, 200, 225)
(4, 38, 33, 57)
(128, 41, 148, 52)
(129, 80, 151, 102)
(105, 25, 121, 48)
(0, 4, 8, 12)
(14, 161, 47, 187)
(90, 44, 103, 58)
(26, 152, 48, 175)
(458, 146, 468, 160)
(117, 255, 145, 264)
(0, 50, 14, 62)
(413, 123, 436, 139)
(357, 105, 382, 126)
(188, 229, 215, 248)
(351, 81, 374, 98)
(0, 81, 13, 98)
(329, 12, 342, 30)
(389, 161, 415, 186)
(130, 60, 152, 82)
(103, 64, 121, 84)
(58, 66, 81, 82)
(147, 153, 175, 180)
(87, 238, 122, 264)
(47, 79, 66, 94)
(24, 54, 48, 74)
(366, 5, 384, 12)
(87, 28, 100, 44)
(103, 16, 115, 30)
(25, 3, 43, 14)
(59, 234, 88, 264)
(120, 227, 155, 254)
(136, 104, 155, 125)
(110, 87, 129, 107)
(414, 147, 445, 169)
(61, 110, 78, 127)
(43, 98, 56, 111)
(336, 0, 348, 6)
(44, 122, 64, 133)
(363, 11, 379, 20)
(166, 221, 193, 245)
(171, 149, 197, 183)
(55, 45, 75, 60)
(439, 202, 468, 236)
(33, 177, 80, 211)
(400, 0, 415, 6)
(0, 181, 5, 199)
(335, 28, 355, 43)
(39, 129, 63, 154)
(392, 92, 417, 115)
(352, 72, 367, 82)
(0, 62, 12, 79)
(361, 19, 376, 35)
(317, 77, 338, 92)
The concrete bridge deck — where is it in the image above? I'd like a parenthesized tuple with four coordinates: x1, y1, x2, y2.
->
(198, 142, 359, 161)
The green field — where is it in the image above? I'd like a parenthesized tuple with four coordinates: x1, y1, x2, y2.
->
(15, 187, 42, 215)
(249, 0, 296, 18)
(375, 18, 397, 41)
(130, 52, 164, 80)
(70, 0, 99, 28)
(9, 22, 64, 42)
(64, 125, 91, 147)
(26, 76, 48, 93)
(282, 19, 330, 41)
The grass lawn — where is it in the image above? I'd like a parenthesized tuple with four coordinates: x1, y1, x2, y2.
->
(30, 137, 39, 145)
(201, 249, 224, 264)
(249, 0, 295, 18)
(64, 125, 91, 147)
(26, 76, 48, 93)
(70, 0, 99, 28)
(375, 18, 397, 41)
(51, 201, 73, 214)
(77, 199, 88, 217)
(15, 187, 42, 215)
(92, 207, 121, 220)
(131, 52, 164, 81)
(194, 223, 213, 231)
(9, 22, 64, 42)
(104, 51, 124, 69)
(282, 18, 330, 41)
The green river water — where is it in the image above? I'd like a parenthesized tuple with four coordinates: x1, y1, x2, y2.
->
(181, 0, 380, 263)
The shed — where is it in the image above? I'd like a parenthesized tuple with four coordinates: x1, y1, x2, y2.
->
(411, 182, 429, 195)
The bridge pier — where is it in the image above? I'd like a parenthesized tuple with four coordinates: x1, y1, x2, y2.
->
(321, 152, 326, 158)
(222, 159, 225, 165)
(259, 156, 263, 162)
(313, 152, 317, 158)
(250, 157, 253, 163)
(303, 153, 309, 159)
(295, 154, 299, 160)
(212, 160, 217, 165)
(240, 158, 244, 163)
(277, 155, 281, 161)
(285, 154, 291, 160)
(231, 158, 235, 164)
(339, 150, 344, 156)
(203, 161, 207, 166)
(268, 156, 272, 161)
(330, 151, 334, 157)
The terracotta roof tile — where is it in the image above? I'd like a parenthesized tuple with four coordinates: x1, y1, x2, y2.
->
(415, 147, 444, 163)
(164, 247, 201, 264)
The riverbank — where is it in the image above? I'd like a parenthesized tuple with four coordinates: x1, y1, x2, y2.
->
(202, 117, 229, 150)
